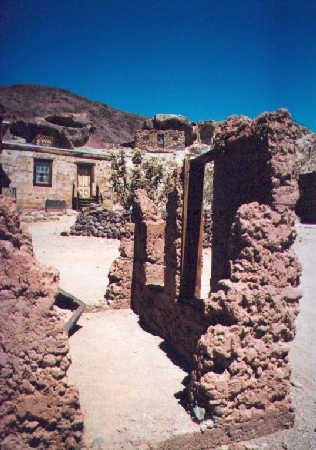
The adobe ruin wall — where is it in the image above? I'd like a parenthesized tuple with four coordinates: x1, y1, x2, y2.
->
(0, 197, 83, 449)
(129, 109, 303, 442)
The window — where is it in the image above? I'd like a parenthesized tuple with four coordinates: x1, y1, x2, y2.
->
(33, 159, 53, 186)
(157, 133, 165, 147)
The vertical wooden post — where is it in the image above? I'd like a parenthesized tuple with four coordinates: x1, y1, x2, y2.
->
(181, 156, 190, 284)
(180, 158, 205, 299)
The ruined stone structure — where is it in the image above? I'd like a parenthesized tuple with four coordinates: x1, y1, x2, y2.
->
(127, 109, 302, 444)
(135, 113, 219, 152)
(0, 197, 83, 449)
(105, 223, 135, 309)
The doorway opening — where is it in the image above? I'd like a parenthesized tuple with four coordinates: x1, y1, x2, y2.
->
(77, 164, 93, 198)
(180, 137, 272, 300)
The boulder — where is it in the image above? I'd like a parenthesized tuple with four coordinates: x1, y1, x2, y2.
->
(9, 114, 91, 149)
(45, 112, 90, 128)
(143, 118, 154, 130)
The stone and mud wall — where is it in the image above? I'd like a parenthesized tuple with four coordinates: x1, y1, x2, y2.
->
(128, 110, 303, 441)
(70, 205, 132, 239)
(135, 129, 185, 152)
(189, 110, 302, 427)
(130, 188, 210, 361)
(0, 197, 83, 449)
(105, 223, 135, 309)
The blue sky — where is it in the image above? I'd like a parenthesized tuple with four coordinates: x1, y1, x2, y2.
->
(1, 0, 316, 131)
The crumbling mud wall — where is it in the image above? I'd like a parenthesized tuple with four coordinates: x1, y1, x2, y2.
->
(105, 223, 135, 309)
(0, 197, 83, 449)
(131, 189, 210, 361)
(131, 110, 302, 442)
(190, 110, 302, 431)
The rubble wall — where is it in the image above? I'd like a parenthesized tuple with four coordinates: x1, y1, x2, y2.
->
(70, 205, 132, 239)
(131, 188, 210, 361)
(190, 110, 302, 428)
(131, 110, 302, 439)
(135, 129, 185, 152)
(0, 196, 83, 449)
(105, 223, 135, 309)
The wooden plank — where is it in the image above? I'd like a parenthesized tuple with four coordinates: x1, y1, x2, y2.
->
(190, 148, 215, 167)
(181, 155, 191, 284)
(56, 288, 86, 335)
(180, 161, 205, 299)
(194, 200, 204, 298)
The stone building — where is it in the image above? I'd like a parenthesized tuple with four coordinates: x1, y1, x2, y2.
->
(135, 129, 185, 152)
(0, 140, 112, 211)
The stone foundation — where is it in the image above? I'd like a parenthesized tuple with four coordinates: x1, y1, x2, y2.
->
(0, 197, 83, 449)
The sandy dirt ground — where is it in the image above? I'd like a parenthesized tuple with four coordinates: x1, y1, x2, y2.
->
(27, 216, 316, 449)
(27, 215, 120, 307)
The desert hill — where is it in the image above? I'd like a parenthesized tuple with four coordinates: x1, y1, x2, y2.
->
(0, 84, 148, 147)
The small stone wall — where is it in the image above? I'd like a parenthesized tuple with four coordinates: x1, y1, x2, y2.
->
(131, 189, 210, 361)
(105, 223, 135, 309)
(135, 129, 185, 152)
(70, 205, 132, 239)
(20, 210, 76, 223)
(0, 196, 83, 449)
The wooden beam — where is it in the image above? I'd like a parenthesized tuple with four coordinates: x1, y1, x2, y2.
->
(180, 160, 205, 299)
(190, 148, 215, 166)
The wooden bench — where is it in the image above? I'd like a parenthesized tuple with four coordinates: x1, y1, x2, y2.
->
(45, 199, 66, 213)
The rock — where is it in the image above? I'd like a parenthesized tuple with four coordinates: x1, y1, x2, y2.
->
(93, 437, 105, 447)
(45, 112, 90, 128)
(291, 380, 302, 388)
(205, 419, 214, 429)
(193, 405, 205, 422)
(9, 115, 91, 149)
(197, 120, 217, 145)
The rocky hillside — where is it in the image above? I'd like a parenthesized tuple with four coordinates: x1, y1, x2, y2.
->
(0, 84, 147, 147)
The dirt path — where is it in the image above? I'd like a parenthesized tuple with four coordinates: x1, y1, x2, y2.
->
(26, 215, 119, 307)
(27, 218, 316, 449)
(68, 310, 200, 449)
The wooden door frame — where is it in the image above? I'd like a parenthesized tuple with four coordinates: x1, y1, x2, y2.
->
(75, 162, 95, 198)
(180, 150, 214, 300)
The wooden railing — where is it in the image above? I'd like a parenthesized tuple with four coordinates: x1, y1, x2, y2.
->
(72, 183, 103, 211)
